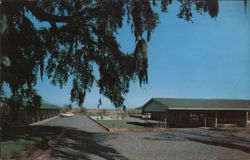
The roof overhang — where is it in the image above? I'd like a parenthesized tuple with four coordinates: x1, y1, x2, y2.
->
(167, 108, 250, 111)
(142, 98, 250, 112)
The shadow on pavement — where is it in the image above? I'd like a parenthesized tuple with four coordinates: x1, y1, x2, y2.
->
(187, 138, 250, 154)
(126, 122, 155, 127)
(51, 128, 128, 160)
(2, 126, 62, 149)
(143, 128, 250, 154)
(2, 125, 128, 160)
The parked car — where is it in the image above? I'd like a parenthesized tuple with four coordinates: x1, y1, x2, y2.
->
(60, 112, 74, 117)
(142, 113, 151, 119)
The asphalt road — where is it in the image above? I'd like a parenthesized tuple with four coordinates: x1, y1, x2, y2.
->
(43, 115, 250, 160)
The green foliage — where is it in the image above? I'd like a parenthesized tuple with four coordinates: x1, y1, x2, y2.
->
(100, 108, 107, 116)
(64, 103, 72, 110)
(1, 0, 221, 108)
(79, 107, 86, 114)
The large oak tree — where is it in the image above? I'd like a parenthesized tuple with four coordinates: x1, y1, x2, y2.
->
(1, 0, 234, 109)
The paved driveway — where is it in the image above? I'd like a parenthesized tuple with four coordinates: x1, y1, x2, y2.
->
(43, 116, 250, 160)
(44, 115, 106, 133)
(104, 128, 250, 160)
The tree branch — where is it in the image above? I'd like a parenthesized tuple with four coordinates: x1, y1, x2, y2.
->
(26, 2, 72, 25)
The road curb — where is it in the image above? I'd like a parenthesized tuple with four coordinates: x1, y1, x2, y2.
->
(108, 127, 168, 132)
(87, 116, 169, 132)
(87, 116, 110, 131)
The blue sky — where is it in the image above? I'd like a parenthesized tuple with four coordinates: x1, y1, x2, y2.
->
(30, 1, 250, 108)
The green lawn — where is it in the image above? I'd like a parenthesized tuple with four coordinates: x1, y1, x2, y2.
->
(1, 125, 62, 159)
(1, 139, 36, 159)
(97, 120, 153, 129)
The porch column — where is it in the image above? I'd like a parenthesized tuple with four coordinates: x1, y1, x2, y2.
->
(159, 113, 163, 128)
(161, 112, 164, 128)
(246, 112, 249, 128)
(215, 112, 218, 128)
(204, 112, 207, 128)
(165, 111, 168, 128)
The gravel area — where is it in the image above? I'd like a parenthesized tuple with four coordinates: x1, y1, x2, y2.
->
(102, 129, 250, 160)
(43, 115, 250, 160)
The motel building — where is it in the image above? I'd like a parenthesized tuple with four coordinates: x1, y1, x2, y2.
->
(142, 98, 250, 128)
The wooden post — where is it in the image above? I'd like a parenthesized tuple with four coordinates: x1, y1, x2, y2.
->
(159, 113, 162, 128)
(246, 112, 249, 128)
(204, 112, 207, 128)
(161, 112, 164, 128)
(215, 112, 218, 128)
(165, 111, 167, 128)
